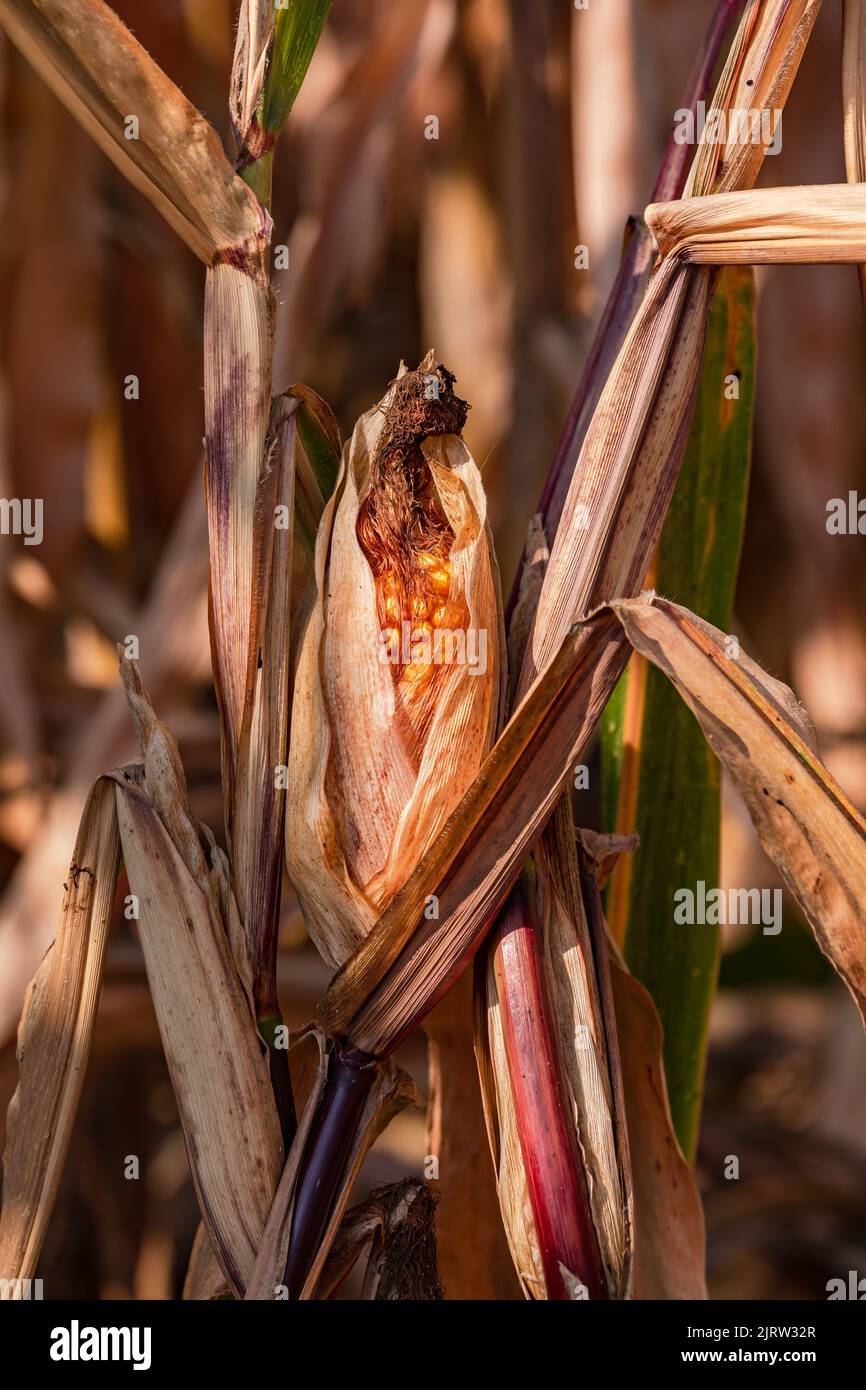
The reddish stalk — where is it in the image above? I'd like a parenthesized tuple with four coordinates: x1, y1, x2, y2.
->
(491, 874, 607, 1300)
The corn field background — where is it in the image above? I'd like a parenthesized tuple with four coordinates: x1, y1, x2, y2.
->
(0, 0, 865, 1308)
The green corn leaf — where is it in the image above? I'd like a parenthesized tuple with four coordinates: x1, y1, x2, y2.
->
(263, 0, 333, 136)
(603, 265, 755, 1161)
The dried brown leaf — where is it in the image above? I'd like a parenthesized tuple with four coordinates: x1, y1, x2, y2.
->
(0, 777, 120, 1291)
(610, 594, 866, 1021)
(0, 0, 267, 263)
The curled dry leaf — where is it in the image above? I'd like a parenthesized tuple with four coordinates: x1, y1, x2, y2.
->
(285, 355, 504, 967)
(318, 1178, 443, 1300)
(647, 184, 866, 266)
(607, 594, 866, 1023)
(0, 778, 120, 1293)
(113, 666, 282, 1297)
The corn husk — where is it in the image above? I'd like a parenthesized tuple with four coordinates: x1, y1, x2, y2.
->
(647, 184, 866, 264)
(285, 353, 505, 967)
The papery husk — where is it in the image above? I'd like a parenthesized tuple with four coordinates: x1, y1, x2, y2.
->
(285, 355, 504, 967)
(647, 184, 866, 265)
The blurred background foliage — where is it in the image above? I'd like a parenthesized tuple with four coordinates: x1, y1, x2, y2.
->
(0, 0, 865, 1298)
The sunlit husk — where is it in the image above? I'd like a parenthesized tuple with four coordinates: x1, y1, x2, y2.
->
(647, 184, 866, 265)
(286, 360, 504, 966)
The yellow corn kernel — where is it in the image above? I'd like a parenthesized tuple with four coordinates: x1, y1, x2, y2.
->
(429, 567, 450, 594)
(431, 604, 447, 627)
(384, 594, 400, 621)
(417, 551, 440, 570)
(411, 595, 429, 619)
(402, 661, 433, 687)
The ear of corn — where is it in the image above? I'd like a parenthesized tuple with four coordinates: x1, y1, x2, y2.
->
(285, 353, 504, 966)
(475, 853, 628, 1300)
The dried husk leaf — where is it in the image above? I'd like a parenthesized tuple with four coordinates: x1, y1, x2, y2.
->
(0, 0, 268, 264)
(285, 358, 504, 966)
(647, 184, 866, 264)
(537, 819, 629, 1294)
(111, 673, 283, 1295)
(0, 778, 120, 1292)
(475, 942, 546, 1298)
(114, 771, 282, 1295)
(608, 594, 866, 1022)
